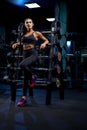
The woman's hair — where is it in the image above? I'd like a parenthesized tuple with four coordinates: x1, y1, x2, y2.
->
(24, 18, 34, 23)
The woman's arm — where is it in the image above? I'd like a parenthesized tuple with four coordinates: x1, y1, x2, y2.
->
(36, 31, 49, 49)
(12, 41, 22, 49)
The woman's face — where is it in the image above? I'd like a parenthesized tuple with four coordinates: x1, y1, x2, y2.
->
(24, 18, 34, 30)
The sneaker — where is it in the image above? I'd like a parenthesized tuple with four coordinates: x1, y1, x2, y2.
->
(30, 74, 37, 88)
(17, 98, 27, 107)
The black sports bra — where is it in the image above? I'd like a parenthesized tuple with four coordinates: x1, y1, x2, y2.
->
(22, 32, 37, 45)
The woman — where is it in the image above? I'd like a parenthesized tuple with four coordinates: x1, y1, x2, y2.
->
(12, 18, 49, 106)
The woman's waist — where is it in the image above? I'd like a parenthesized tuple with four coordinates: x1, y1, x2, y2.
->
(23, 44, 34, 50)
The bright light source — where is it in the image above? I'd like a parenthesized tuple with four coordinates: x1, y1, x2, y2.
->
(66, 41, 71, 54)
(67, 41, 71, 47)
(24, 3, 40, 8)
(46, 18, 55, 22)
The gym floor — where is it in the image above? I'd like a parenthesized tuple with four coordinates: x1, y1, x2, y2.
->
(0, 82, 87, 130)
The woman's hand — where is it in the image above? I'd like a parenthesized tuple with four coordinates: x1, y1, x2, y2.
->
(12, 43, 17, 49)
(40, 43, 47, 49)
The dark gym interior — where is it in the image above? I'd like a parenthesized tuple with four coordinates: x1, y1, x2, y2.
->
(0, 0, 87, 130)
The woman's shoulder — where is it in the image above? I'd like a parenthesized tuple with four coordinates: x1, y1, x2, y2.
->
(34, 31, 42, 35)
(34, 31, 43, 38)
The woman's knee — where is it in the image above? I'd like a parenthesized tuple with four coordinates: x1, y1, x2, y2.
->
(19, 62, 26, 68)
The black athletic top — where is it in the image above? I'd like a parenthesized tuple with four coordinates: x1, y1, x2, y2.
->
(22, 32, 37, 45)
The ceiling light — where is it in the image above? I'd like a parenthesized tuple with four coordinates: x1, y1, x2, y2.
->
(24, 3, 40, 8)
(46, 18, 55, 22)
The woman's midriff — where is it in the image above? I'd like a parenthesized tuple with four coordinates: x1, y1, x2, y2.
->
(23, 44, 34, 50)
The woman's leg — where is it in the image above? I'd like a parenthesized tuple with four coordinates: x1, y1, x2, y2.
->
(18, 49, 38, 104)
